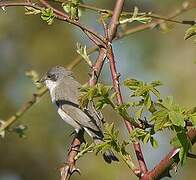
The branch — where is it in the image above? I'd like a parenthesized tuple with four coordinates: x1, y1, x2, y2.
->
(0, 88, 47, 133)
(0, 1, 106, 46)
(104, 0, 148, 175)
(141, 128, 196, 180)
(38, 0, 106, 47)
(53, 0, 196, 25)
(59, 130, 84, 180)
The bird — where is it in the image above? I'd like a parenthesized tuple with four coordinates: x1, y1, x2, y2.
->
(39, 66, 118, 163)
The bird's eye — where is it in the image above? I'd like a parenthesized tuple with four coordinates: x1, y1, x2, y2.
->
(47, 74, 56, 81)
(47, 75, 51, 79)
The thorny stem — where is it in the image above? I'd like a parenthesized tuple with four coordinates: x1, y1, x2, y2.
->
(53, 0, 196, 26)
(106, 45, 148, 174)
(103, 0, 148, 175)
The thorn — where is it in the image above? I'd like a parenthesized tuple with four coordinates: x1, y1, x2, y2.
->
(71, 167, 81, 175)
(171, 148, 180, 158)
(116, 72, 121, 79)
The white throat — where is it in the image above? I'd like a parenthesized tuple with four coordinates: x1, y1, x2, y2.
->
(45, 80, 58, 103)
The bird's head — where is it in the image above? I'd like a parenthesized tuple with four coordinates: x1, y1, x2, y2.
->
(38, 66, 73, 89)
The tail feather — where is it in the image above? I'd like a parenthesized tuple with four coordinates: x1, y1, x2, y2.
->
(103, 150, 119, 164)
(93, 138, 119, 163)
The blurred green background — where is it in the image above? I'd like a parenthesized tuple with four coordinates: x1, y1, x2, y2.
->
(0, 0, 195, 180)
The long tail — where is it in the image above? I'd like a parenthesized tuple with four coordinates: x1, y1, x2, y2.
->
(94, 138, 119, 164)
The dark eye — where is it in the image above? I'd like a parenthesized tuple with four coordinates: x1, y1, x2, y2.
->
(48, 74, 56, 81)
(47, 74, 51, 79)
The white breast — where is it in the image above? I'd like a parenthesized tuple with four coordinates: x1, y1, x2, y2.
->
(45, 80, 58, 103)
(57, 108, 81, 130)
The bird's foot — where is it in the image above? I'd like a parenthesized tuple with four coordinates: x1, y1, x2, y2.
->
(58, 162, 81, 179)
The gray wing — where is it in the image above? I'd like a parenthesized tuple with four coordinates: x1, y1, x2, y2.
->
(55, 76, 104, 139)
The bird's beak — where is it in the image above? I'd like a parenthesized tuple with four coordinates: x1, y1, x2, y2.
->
(36, 74, 47, 84)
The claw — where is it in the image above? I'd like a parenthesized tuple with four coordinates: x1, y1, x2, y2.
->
(59, 163, 81, 180)
(71, 166, 81, 175)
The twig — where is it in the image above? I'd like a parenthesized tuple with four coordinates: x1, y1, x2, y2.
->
(53, 0, 196, 25)
(39, 0, 106, 47)
(0, 88, 47, 133)
(0, 1, 106, 46)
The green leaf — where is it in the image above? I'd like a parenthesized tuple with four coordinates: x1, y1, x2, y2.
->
(189, 115, 196, 128)
(154, 117, 169, 131)
(135, 106, 143, 120)
(179, 147, 189, 165)
(115, 104, 130, 119)
(62, 0, 82, 20)
(168, 111, 185, 127)
(97, 84, 112, 97)
(124, 79, 142, 89)
(151, 110, 168, 121)
(130, 128, 148, 141)
(96, 99, 108, 110)
(88, 87, 98, 100)
(76, 43, 92, 67)
(151, 80, 162, 87)
(143, 133, 150, 144)
(150, 137, 158, 149)
(171, 130, 192, 165)
(41, 8, 55, 25)
(161, 96, 174, 109)
(170, 136, 181, 148)
(75, 143, 94, 160)
(135, 85, 151, 96)
(151, 88, 161, 98)
(184, 25, 196, 40)
(78, 93, 89, 108)
(144, 93, 151, 110)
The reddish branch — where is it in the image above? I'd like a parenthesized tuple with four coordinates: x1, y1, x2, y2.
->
(106, 46, 148, 174)
(104, 0, 148, 174)
(38, 0, 106, 47)
(141, 128, 196, 180)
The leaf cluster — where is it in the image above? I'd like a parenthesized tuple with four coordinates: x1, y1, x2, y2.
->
(62, 0, 84, 20)
(79, 83, 114, 110)
(79, 78, 195, 165)
(124, 78, 195, 165)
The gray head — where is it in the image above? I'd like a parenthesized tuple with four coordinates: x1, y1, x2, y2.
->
(39, 66, 73, 83)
